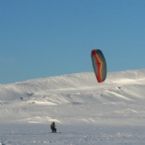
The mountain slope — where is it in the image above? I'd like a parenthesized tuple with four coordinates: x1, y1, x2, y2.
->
(0, 69, 145, 125)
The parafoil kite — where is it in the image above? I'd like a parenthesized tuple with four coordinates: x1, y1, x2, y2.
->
(91, 49, 107, 83)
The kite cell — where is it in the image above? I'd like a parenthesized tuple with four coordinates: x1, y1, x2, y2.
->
(91, 49, 107, 83)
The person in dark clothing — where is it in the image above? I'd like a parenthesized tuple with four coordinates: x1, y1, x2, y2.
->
(50, 122, 57, 133)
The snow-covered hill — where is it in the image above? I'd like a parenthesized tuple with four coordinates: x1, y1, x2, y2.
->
(0, 69, 145, 126)
(1, 69, 145, 145)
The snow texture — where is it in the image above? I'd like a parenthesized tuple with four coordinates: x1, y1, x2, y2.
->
(0, 69, 145, 144)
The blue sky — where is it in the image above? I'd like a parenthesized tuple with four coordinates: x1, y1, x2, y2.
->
(0, 0, 145, 83)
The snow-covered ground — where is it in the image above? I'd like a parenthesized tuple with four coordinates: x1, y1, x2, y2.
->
(0, 69, 145, 145)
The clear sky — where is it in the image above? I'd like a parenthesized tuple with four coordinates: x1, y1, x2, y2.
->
(0, 0, 145, 83)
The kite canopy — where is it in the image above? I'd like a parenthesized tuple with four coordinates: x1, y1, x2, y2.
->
(91, 49, 107, 83)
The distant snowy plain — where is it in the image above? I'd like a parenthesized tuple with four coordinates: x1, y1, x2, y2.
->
(0, 69, 145, 145)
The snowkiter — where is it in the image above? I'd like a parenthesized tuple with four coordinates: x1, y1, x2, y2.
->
(50, 122, 57, 133)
